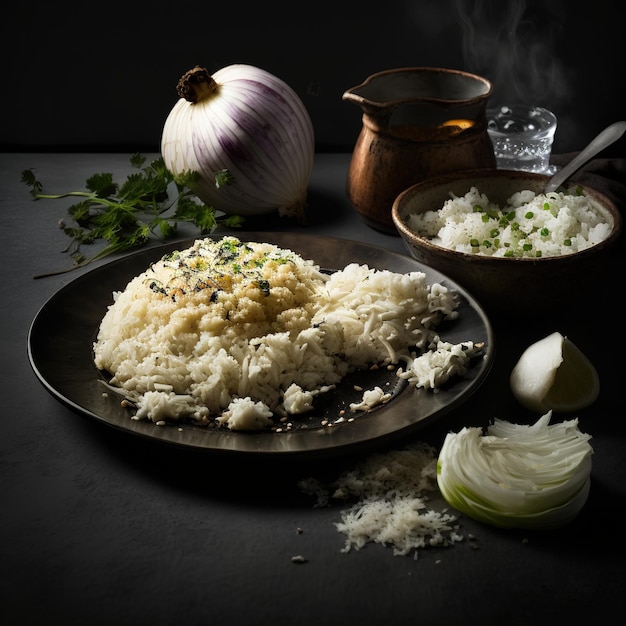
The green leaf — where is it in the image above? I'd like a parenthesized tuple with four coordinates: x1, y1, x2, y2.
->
(127, 223, 151, 246)
(130, 153, 147, 169)
(21, 169, 43, 196)
(22, 153, 245, 278)
(151, 217, 177, 239)
(67, 200, 98, 224)
(85, 172, 118, 198)
(147, 157, 171, 180)
(215, 168, 235, 188)
(222, 214, 245, 228)
(174, 198, 220, 233)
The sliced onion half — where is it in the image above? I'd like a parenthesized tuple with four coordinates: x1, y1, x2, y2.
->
(437, 411, 593, 529)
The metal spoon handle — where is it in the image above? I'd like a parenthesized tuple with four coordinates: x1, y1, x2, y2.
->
(544, 120, 626, 193)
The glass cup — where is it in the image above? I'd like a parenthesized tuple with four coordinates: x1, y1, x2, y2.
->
(487, 105, 557, 174)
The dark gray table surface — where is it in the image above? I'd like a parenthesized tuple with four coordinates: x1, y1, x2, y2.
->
(1, 153, 625, 626)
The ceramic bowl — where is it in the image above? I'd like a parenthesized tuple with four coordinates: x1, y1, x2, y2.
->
(391, 169, 622, 316)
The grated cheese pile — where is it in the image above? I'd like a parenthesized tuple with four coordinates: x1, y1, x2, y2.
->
(299, 441, 464, 557)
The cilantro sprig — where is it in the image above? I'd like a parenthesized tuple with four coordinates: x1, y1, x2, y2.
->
(21, 153, 244, 278)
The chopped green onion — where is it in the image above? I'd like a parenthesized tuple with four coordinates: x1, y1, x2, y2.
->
(525, 211, 534, 219)
(540, 227, 549, 237)
(564, 238, 572, 246)
(470, 238, 480, 247)
(490, 229, 500, 238)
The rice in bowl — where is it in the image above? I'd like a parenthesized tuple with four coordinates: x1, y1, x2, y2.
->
(405, 186, 613, 258)
(93, 236, 482, 431)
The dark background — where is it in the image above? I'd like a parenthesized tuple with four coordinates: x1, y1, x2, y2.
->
(1, 0, 624, 156)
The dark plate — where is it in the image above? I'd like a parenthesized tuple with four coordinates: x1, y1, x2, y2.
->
(28, 232, 494, 458)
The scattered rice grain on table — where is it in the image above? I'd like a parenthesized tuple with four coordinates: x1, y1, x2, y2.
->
(298, 441, 464, 557)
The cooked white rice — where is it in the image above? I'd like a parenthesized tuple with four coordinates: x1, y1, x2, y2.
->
(406, 186, 613, 258)
(93, 236, 480, 431)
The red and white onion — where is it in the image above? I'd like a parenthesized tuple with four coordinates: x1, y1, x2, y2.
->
(161, 64, 314, 221)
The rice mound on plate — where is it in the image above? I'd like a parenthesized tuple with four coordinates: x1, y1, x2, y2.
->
(407, 187, 613, 258)
(93, 236, 482, 431)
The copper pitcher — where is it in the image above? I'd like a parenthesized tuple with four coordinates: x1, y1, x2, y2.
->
(343, 67, 496, 233)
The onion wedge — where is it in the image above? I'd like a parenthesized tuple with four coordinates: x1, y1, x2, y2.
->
(510, 331, 600, 413)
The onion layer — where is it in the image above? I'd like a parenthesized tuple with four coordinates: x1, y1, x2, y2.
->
(437, 411, 593, 529)
(161, 65, 314, 221)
